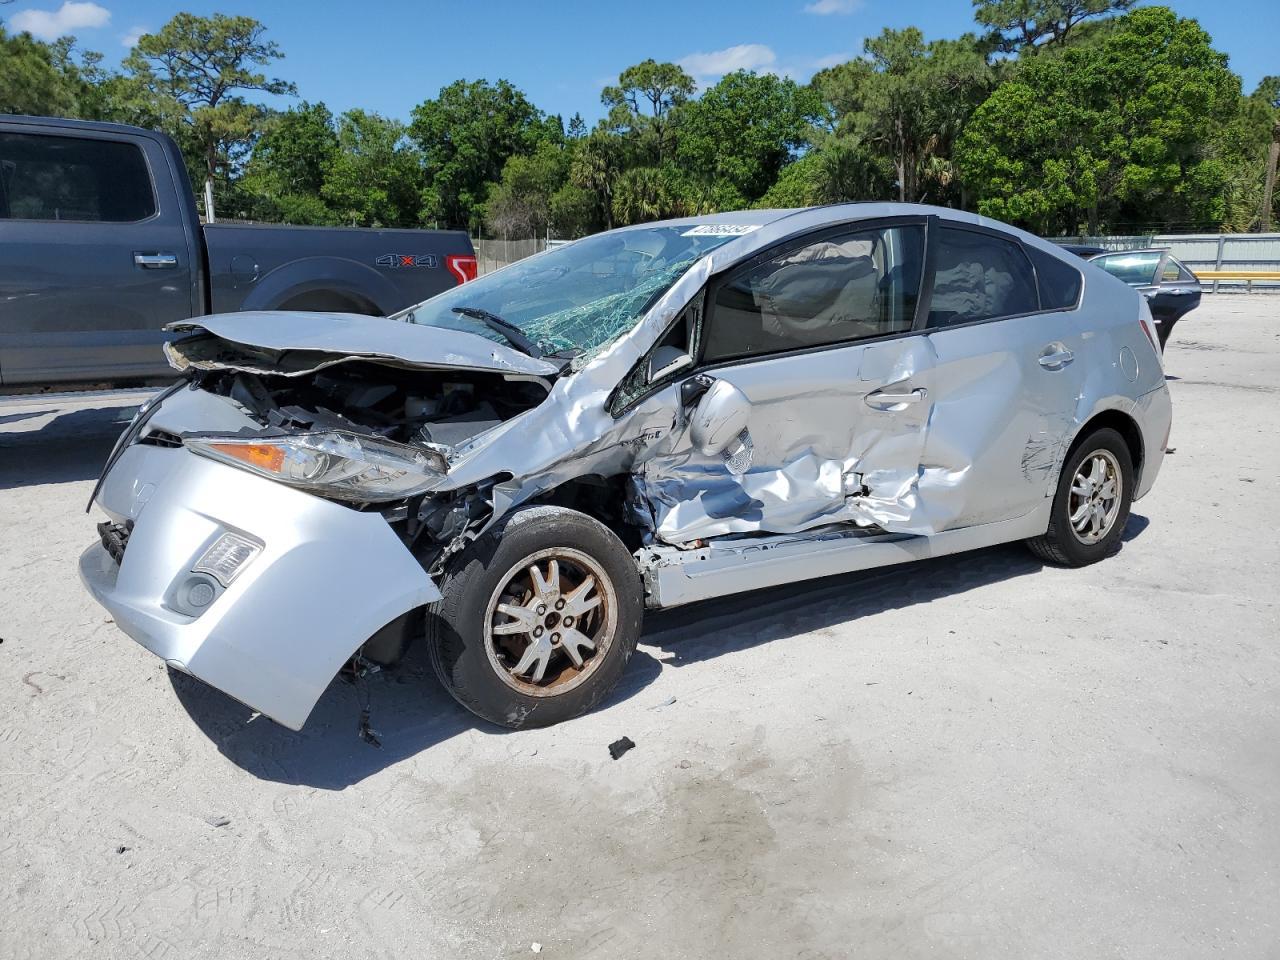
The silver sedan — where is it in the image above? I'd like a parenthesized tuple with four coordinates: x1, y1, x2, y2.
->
(80, 204, 1172, 733)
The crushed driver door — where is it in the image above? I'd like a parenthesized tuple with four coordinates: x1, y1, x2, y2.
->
(630, 218, 942, 544)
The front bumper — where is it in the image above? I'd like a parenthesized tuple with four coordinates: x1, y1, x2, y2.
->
(79, 442, 440, 730)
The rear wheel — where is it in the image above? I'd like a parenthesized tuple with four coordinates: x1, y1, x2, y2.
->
(1026, 427, 1133, 567)
(425, 506, 643, 728)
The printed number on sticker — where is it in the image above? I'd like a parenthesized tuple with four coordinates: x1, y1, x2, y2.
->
(680, 224, 762, 237)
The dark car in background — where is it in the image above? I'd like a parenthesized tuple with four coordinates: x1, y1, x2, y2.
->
(1058, 245, 1202, 349)
(0, 115, 476, 392)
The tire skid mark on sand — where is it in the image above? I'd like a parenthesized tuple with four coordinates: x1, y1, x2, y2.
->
(70, 899, 139, 942)
(194, 884, 254, 922)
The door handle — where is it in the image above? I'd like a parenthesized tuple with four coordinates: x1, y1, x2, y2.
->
(865, 387, 927, 409)
(134, 252, 178, 269)
(1038, 346, 1074, 369)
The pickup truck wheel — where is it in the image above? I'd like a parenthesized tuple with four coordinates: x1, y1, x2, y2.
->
(425, 506, 643, 729)
(1025, 427, 1133, 567)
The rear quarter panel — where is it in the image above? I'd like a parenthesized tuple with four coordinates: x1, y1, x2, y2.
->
(1068, 263, 1171, 496)
(203, 224, 474, 315)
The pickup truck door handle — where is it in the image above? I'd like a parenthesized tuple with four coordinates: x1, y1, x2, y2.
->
(134, 252, 178, 269)
(1037, 345, 1074, 369)
(864, 387, 927, 409)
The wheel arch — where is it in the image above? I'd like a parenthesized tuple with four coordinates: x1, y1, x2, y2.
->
(1067, 408, 1145, 490)
(529, 473, 638, 550)
(240, 256, 403, 316)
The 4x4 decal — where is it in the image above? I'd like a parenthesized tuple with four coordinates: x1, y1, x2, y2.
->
(376, 254, 439, 269)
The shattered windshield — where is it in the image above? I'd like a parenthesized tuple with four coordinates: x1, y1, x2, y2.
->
(397, 226, 743, 362)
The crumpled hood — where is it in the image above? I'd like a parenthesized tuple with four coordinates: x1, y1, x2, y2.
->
(165, 311, 560, 378)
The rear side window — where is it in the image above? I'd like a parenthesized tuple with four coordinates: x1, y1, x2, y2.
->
(1026, 245, 1083, 310)
(703, 224, 925, 363)
(927, 226, 1038, 328)
(0, 132, 156, 222)
(1092, 251, 1161, 286)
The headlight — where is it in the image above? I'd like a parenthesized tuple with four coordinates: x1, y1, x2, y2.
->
(185, 431, 448, 502)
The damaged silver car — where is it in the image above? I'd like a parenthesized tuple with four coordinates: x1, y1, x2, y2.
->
(79, 204, 1172, 731)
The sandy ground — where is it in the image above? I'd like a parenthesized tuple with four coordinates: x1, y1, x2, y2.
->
(1, 298, 1278, 960)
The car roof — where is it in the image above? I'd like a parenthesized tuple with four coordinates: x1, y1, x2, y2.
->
(613, 203, 1077, 267)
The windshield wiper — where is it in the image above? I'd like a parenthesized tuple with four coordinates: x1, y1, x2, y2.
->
(451, 306, 544, 359)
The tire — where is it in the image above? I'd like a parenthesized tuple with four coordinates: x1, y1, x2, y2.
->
(425, 505, 643, 729)
(1025, 427, 1134, 567)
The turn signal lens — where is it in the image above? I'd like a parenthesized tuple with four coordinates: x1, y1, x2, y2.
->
(207, 442, 285, 473)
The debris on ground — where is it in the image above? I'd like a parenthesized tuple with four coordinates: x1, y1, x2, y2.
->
(203, 815, 231, 828)
(115, 845, 129, 854)
(357, 708, 382, 749)
(608, 736, 635, 760)
(531, 944, 543, 954)
(649, 696, 677, 710)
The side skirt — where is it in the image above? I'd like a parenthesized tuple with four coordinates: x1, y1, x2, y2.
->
(638, 505, 1051, 609)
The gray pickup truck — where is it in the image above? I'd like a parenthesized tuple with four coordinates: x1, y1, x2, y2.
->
(0, 115, 476, 391)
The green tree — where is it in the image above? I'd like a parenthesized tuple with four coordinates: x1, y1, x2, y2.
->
(973, 0, 1136, 54)
(571, 129, 625, 230)
(957, 6, 1242, 233)
(321, 110, 422, 227)
(409, 79, 556, 231)
(815, 30, 991, 203)
(237, 102, 340, 224)
(1250, 77, 1280, 230)
(601, 59, 696, 165)
(0, 26, 84, 117)
(484, 140, 570, 237)
(757, 141, 894, 207)
(611, 166, 685, 225)
(122, 14, 295, 221)
(676, 70, 821, 203)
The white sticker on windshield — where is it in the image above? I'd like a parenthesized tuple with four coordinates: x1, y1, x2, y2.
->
(680, 224, 762, 237)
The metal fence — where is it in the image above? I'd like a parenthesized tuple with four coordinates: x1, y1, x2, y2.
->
(472, 238, 551, 276)
(1052, 233, 1280, 292)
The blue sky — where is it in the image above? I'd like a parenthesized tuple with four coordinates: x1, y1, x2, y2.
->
(7, 0, 1278, 124)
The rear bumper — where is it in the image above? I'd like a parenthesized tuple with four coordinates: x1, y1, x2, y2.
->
(79, 443, 440, 730)
(1134, 383, 1172, 501)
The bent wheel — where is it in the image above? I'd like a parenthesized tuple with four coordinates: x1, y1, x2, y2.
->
(426, 506, 642, 729)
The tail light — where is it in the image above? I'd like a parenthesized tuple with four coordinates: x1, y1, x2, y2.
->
(446, 254, 478, 284)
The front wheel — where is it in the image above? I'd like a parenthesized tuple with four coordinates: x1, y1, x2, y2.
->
(425, 505, 643, 728)
(1025, 427, 1134, 567)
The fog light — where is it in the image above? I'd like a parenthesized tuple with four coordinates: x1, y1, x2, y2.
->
(184, 578, 216, 608)
(193, 532, 261, 587)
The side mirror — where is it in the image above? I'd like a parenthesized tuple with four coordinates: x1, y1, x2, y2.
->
(648, 345, 693, 382)
(688, 377, 752, 457)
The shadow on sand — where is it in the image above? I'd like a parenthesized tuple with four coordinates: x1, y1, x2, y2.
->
(0, 403, 138, 490)
(171, 513, 1150, 789)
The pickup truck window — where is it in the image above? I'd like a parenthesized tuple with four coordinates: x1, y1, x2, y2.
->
(0, 132, 156, 223)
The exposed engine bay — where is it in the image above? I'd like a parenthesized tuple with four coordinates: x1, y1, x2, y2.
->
(194, 359, 549, 451)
